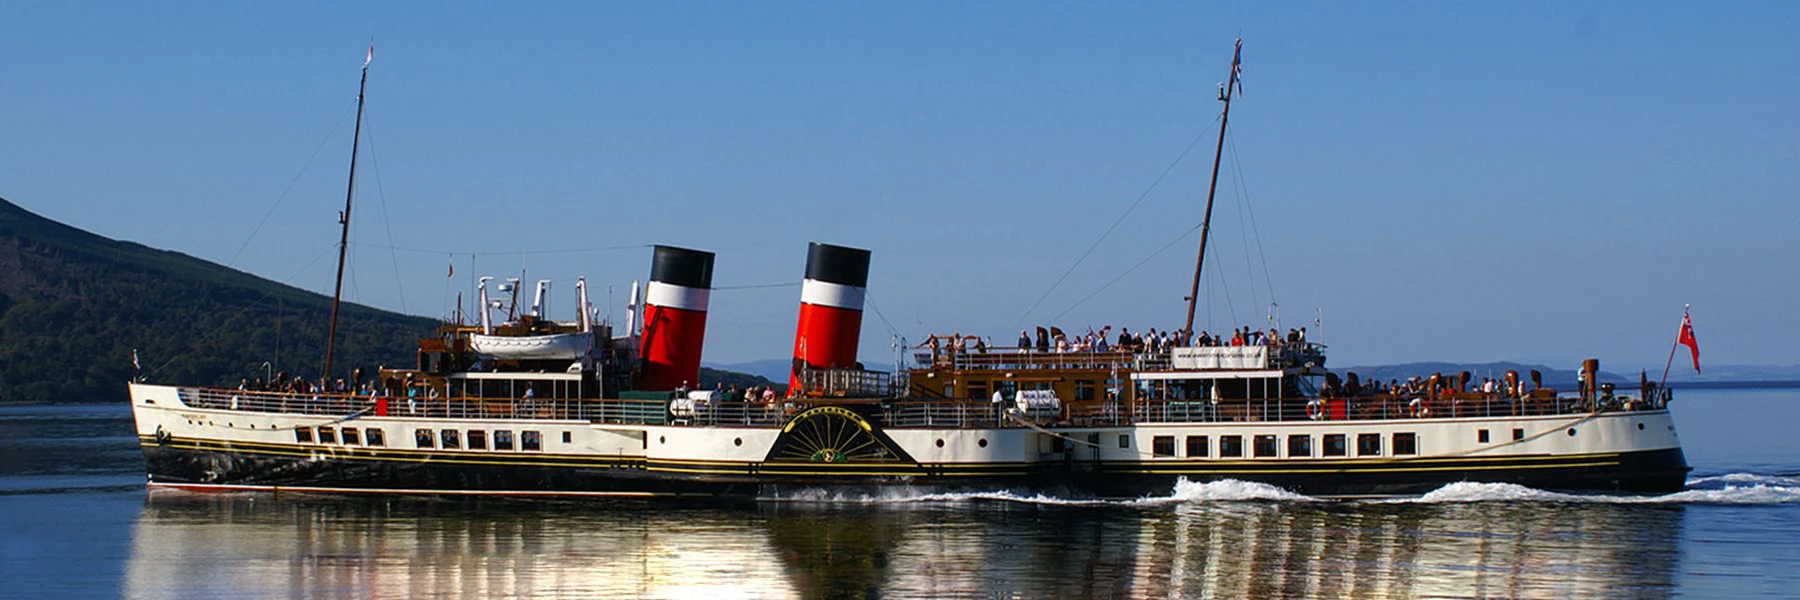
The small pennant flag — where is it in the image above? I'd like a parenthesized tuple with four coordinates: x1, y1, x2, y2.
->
(1677, 312, 1700, 374)
(447, 257, 455, 278)
(364, 40, 375, 67)
(1232, 39, 1244, 96)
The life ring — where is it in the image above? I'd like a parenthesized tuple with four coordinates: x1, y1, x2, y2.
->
(1409, 398, 1431, 418)
(154, 425, 171, 445)
(1306, 400, 1326, 421)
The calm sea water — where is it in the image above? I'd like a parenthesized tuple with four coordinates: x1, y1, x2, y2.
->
(2, 389, 1797, 599)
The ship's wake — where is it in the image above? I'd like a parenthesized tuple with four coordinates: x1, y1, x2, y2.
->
(759, 472, 1800, 507)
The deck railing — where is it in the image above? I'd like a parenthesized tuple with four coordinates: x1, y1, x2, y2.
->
(171, 387, 1663, 429)
(911, 343, 1326, 372)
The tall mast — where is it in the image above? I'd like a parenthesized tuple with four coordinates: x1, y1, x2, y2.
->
(1183, 38, 1242, 337)
(323, 41, 373, 382)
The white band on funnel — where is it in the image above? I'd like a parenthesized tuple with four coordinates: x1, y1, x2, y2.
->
(646, 281, 711, 312)
(800, 279, 865, 311)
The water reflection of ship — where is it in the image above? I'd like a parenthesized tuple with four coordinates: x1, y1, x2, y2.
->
(124, 493, 1682, 598)
(1128, 502, 1684, 599)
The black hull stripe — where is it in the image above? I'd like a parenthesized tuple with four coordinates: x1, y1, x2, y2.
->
(140, 435, 1652, 471)
(139, 446, 1692, 498)
(140, 437, 1684, 482)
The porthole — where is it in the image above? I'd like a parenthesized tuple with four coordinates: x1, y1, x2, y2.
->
(1637, 423, 1645, 431)
(1567, 428, 1577, 437)
(734, 438, 743, 447)
(659, 436, 666, 445)
(936, 439, 945, 448)
(978, 438, 988, 448)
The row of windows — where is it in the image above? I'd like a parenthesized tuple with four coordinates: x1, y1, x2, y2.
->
(1146, 432, 1420, 459)
(413, 428, 546, 452)
(294, 426, 386, 447)
(292, 426, 570, 452)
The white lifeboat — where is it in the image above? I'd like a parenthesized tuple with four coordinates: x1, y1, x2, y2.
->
(469, 331, 593, 360)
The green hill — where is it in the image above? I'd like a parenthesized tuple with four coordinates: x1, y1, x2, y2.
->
(0, 196, 436, 403)
(0, 197, 777, 404)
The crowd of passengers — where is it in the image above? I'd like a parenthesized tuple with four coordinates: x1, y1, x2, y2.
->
(230, 368, 435, 399)
(1319, 369, 1656, 412)
(922, 325, 1311, 359)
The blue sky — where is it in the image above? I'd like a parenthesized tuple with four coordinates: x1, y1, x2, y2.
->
(3, 2, 1795, 370)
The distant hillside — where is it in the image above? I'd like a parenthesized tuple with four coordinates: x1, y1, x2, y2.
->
(697, 367, 778, 392)
(0, 196, 438, 404)
(0, 197, 777, 404)
(708, 359, 896, 387)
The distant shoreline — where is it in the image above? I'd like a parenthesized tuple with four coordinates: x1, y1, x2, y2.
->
(1665, 380, 1800, 390)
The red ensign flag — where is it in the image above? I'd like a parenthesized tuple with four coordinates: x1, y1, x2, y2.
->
(1677, 313, 1700, 373)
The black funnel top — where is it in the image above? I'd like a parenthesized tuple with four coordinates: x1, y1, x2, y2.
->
(804, 242, 871, 287)
(650, 245, 715, 288)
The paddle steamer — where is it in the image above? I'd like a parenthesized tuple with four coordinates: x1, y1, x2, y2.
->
(128, 41, 1689, 498)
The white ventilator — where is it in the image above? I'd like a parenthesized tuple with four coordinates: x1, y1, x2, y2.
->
(530, 279, 551, 318)
(477, 277, 494, 334)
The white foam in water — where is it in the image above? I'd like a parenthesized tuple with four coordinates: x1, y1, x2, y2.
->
(1140, 478, 1319, 505)
(1385, 478, 1800, 506)
(1686, 472, 1800, 488)
(763, 474, 1800, 507)
(762, 478, 1317, 507)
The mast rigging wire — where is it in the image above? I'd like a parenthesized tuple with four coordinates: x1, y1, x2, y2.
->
(226, 100, 357, 267)
(363, 115, 408, 313)
(357, 241, 653, 257)
(1227, 131, 1278, 308)
(1013, 114, 1224, 328)
(1044, 221, 1203, 325)
(1229, 136, 1258, 314)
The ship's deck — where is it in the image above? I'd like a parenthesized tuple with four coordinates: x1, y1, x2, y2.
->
(168, 386, 1667, 430)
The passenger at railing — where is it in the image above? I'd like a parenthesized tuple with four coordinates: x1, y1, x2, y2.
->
(1198, 330, 1213, 347)
(1095, 335, 1110, 352)
(725, 384, 739, 404)
(1117, 328, 1133, 351)
(973, 337, 988, 354)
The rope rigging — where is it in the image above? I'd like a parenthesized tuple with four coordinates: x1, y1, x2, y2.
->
(1227, 130, 1277, 311)
(226, 99, 358, 268)
(1013, 114, 1223, 328)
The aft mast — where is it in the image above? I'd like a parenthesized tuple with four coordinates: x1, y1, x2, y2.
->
(1182, 38, 1243, 336)
(323, 41, 373, 383)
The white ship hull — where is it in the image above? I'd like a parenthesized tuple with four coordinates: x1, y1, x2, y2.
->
(127, 383, 1690, 498)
